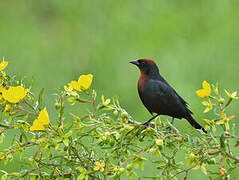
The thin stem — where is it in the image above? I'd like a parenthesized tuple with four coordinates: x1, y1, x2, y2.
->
(222, 98, 233, 111)
(16, 107, 37, 115)
(224, 152, 239, 162)
(12, 168, 37, 180)
(24, 100, 36, 111)
(0, 123, 14, 129)
(71, 147, 88, 169)
(169, 165, 197, 180)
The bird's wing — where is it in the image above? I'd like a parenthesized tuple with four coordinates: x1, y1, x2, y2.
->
(157, 76, 188, 106)
(143, 79, 191, 117)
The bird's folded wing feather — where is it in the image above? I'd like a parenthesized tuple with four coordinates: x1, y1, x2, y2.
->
(146, 79, 190, 114)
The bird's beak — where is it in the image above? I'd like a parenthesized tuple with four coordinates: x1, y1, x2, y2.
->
(129, 60, 139, 66)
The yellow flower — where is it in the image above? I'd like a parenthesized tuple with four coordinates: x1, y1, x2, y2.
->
(4, 104, 12, 112)
(196, 81, 211, 98)
(30, 107, 50, 131)
(68, 74, 93, 92)
(156, 139, 163, 146)
(94, 161, 105, 172)
(2, 86, 28, 103)
(0, 61, 8, 71)
(104, 132, 111, 138)
(64, 85, 78, 96)
(0, 86, 6, 93)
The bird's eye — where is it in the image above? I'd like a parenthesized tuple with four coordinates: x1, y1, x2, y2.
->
(140, 61, 145, 65)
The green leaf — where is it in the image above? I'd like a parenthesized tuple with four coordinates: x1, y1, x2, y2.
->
(64, 131, 72, 138)
(225, 90, 239, 99)
(77, 174, 85, 180)
(92, 89, 97, 100)
(19, 132, 28, 143)
(76, 166, 85, 173)
(1, 174, 8, 180)
(9, 172, 20, 177)
(212, 83, 219, 96)
(30, 175, 37, 180)
(59, 106, 64, 120)
(67, 97, 77, 103)
(101, 95, 105, 103)
(225, 122, 230, 131)
(225, 89, 231, 98)
(77, 98, 91, 103)
(0, 133, 4, 144)
(220, 135, 226, 150)
(63, 138, 69, 146)
(103, 99, 111, 106)
(37, 88, 44, 110)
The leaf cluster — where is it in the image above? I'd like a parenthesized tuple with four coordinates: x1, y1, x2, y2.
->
(0, 70, 239, 180)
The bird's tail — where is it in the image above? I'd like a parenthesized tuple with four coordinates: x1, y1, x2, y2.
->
(186, 114, 207, 133)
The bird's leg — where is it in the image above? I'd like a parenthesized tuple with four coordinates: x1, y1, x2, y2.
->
(166, 117, 175, 131)
(171, 117, 175, 125)
(135, 114, 159, 138)
(141, 114, 159, 126)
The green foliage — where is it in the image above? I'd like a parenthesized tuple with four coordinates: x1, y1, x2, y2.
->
(0, 69, 239, 180)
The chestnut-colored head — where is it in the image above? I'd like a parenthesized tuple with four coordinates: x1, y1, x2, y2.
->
(130, 58, 159, 77)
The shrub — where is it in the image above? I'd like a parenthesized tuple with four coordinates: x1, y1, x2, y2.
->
(0, 61, 238, 179)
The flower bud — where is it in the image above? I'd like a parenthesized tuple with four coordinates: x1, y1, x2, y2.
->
(121, 111, 128, 118)
(126, 164, 132, 171)
(4, 104, 11, 112)
(218, 98, 225, 104)
(156, 139, 163, 146)
(54, 102, 61, 110)
(207, 158, 216, 164)
(109, 139, 115, 146)
(113, 110, 118, 116)
(119, 168, 125, 174)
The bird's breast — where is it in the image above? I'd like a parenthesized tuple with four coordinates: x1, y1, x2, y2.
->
(138, 72, 149, 92)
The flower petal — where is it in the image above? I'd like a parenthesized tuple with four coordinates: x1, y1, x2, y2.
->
(78, 74, 93, 91)
(2, 86, 28, 103)
(0, 61, 8, 71)
(0, 86, 6, 93)
(30, 107, 50, 131)
(30, 120, 46, 131)
(196, 81, 211, 98)
(202, 81, 211, 92)
(196, 89, 209, 98)
(38, 107, 50, 125)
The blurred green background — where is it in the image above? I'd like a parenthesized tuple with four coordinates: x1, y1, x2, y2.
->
(1, 0, 239, 179)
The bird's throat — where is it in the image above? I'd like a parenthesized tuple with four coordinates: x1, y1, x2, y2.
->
(138, 72, 149, 92)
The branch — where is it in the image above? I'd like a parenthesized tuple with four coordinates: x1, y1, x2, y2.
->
(0, 123, 14, 129)
(169, 164, 197, 180)
(224, 151, 239, 163)
(71, 147, 88, 169)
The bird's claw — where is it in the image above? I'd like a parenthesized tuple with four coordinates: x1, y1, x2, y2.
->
(165, 126, 172, 131)
(140, 122, 155, 129)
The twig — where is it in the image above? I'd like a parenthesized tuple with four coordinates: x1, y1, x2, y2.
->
(224, 152, 239, 162)
(71, 147, 88, 169)
(24, 100, 36, 111)
(0, 123, 14, 129)
(16, 107, 37, 115)
(169, 164, 197, 180)
(12, 168, 37, 180)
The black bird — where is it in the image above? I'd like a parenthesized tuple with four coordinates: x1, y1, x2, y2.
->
(130, 58, 206, 133)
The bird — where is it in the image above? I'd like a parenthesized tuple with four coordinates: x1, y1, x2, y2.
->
(130, 58, 207, 133)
